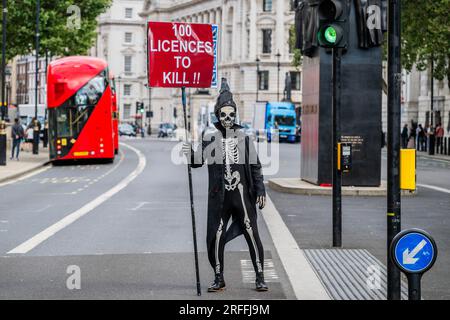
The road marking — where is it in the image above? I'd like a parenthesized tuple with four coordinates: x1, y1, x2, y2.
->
(241, 259, 279, 283)
(68, 150, 125, 195)
(0, 166, 50, 188)
(35, 205, 52, 213)
(417, 184, 450, 194)
(129, 202, 149, 211)
(8, 143, 146, 254)
(260, 195, 330, 300)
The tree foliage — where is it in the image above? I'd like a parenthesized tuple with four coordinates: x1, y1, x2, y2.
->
(1, 0, 112, 60)
(291, 1, 450, 85)
(401, 0, 450, 83)
(289, 25, 302, 68)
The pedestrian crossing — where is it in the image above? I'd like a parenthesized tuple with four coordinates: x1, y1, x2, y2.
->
(240, 259, 279, 284)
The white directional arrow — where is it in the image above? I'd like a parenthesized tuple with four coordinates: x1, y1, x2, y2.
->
(403, 240, 427, 265)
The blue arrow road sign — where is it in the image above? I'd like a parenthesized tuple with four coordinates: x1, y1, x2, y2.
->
(394, 231, 436, 273)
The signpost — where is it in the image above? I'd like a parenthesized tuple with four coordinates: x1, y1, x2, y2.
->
(390, 229, 438, 300)
(147, 21, 218, 296)
(147, 22, 218, 88)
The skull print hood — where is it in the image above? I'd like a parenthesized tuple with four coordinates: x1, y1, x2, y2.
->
(214, 78, 237, 118)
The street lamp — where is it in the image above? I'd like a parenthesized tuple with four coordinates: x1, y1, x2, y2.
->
(276, 51, 281, 102)
(0, 0, 8, 166)
(256, 57, 260, 102)
(5, 66, 11, 113)
(117, 75, 122, 120)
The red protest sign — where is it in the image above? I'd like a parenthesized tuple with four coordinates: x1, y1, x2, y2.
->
(147, 22, 218, 88)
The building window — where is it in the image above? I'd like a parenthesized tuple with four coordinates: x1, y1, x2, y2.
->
(123, 104, 131, 119)
(262, 29, 272, 54)
(263, 0, 273, 12)
(124, 84, 131, 96)
(124, 55, 132, 73)
(125, 8, 133, 19)
(124, 32, 132, 43)
(290, 71, 301, 90)
(258, 71, 269, 90)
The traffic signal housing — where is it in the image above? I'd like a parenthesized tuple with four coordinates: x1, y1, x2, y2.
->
(136, 101, 145, 114)
(317, 0, 349, 49)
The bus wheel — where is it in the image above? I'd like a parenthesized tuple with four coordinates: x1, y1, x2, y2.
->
(115, 149, 118, 155)
(104, 157, 114, 164)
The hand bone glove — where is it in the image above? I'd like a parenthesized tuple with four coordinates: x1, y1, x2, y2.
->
(256, 195, 266, 210)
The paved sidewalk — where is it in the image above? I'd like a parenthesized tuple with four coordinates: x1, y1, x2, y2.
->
(268, 178, 416, 196)
(416, 151, 450, 162)
(0, 147, 49, 183)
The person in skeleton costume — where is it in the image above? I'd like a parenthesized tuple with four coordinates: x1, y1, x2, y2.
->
(183, 78, 268, 292)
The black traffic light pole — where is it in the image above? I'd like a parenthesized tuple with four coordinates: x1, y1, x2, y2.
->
(0, 0, 7, 166)
(387, 0, 402, 300)
(332, 47, 342, 247)
(316, 0, 348, 248)
(33, 0, 40, 155)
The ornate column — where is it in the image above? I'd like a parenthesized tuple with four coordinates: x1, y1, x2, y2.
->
(231, 5, 239, 61)
(276, 0, 285, 56)
(249, 0, 257, 60)
(221, 6, 227, 62)
(241, 0, 248, 60)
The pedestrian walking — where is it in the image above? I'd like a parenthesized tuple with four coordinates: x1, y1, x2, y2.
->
(401, 124, 409, 148)
(417, 124, 426, 151)
(408, 122, 416, 149)
(10, 118, 25, 160)
(27, 117, 42, 146)
(435, 123, 444, 152)
(182, 78, 268, 293)
(43, 120, 49, 148)
(24, 125, 34, 152)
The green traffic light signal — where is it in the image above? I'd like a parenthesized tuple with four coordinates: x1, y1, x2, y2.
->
(316, 0, 348, 49)
(324, 26, 337, 44)
(318, 24, 343, 47)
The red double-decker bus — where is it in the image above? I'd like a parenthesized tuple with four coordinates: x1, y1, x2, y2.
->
(47, 56, 116, 161)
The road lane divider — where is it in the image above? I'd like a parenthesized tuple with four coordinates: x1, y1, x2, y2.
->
(7, 142, 146, 254)
(417, 184, 450, 194)
(0, 166, 50, 188)
(260, 194, 330, 300)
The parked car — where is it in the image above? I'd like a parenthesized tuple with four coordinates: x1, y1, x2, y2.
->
(158, 123, 176, 138)
(119, 123, 136, 136)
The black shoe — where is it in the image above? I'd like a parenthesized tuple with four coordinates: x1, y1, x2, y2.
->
(208, 273, 226, 292)
(255, 273, 268, 291)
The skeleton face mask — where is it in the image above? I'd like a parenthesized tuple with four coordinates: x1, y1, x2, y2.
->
(219, 106, 236, 129)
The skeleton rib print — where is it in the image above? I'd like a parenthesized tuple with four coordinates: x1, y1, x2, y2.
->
(222, 137, 240, 191)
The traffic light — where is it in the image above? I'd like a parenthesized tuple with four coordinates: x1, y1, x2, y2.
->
(136, 101, 145, 114)
(317, 0, 349, 49)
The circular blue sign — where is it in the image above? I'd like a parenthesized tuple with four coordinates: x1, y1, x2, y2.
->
(392, 229, 437, 274)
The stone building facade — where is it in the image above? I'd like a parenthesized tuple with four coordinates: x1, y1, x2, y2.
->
(140, 0, 301, 135)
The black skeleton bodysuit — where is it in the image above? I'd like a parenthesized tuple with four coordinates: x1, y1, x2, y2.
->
(208, 135, 264, 275)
